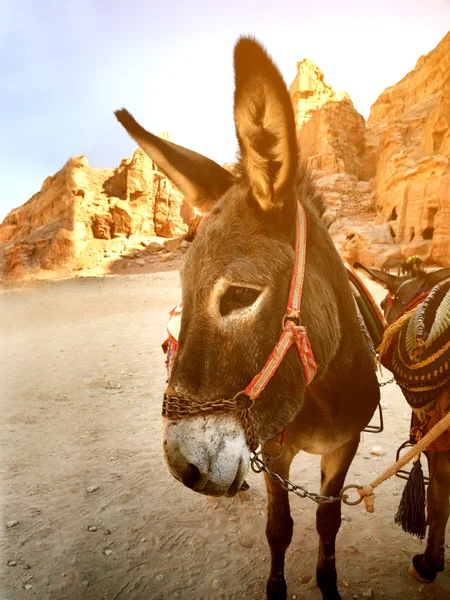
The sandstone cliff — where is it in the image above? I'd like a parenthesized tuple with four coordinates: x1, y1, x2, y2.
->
(0, 150, 194, 278)
(294, 33, 450, 269)
(2, 33, 449, 280)
(365, 31, 450, 266)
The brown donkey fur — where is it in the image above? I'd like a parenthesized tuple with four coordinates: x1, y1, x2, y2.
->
(356, 263, 450, 584)
(116, 38, 380, 600)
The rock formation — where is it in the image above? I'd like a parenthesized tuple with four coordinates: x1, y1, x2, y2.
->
(366, 31, 450, 266)
(289, 59, 335, 128)
(291, 59, 380, 252)
(2, 32, 449, 280)
(0, 150, 195, 278)
(294, 32, 450, 269)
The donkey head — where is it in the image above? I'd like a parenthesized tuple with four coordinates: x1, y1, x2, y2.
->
(116, 39, 313, 497)
(354, 263, 450, 324)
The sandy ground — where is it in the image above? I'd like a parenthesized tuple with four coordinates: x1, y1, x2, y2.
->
(1, 268, 449, 600)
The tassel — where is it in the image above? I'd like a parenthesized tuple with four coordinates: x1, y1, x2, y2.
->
(394, 455, 427, 539)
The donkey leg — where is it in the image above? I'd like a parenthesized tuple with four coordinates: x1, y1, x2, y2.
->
(410, 450, 450, 583)
(316, 436, 359, 600)
(264, 440, 297, 600)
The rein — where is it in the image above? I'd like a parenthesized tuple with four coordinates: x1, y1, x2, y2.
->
(163, 201, 317, 452)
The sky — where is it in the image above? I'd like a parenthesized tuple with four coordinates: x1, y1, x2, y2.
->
(1, 0, 449, 220)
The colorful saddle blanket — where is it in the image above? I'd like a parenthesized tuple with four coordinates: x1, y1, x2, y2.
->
(391, 279, 450, 409)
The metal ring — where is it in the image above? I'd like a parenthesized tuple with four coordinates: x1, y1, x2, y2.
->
(262, 442, 285, 462)
(282, 313, 301, 329)
(340, 484, 364, 506)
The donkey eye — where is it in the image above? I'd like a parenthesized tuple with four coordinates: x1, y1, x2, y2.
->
(232, 287, 259, 304)
(220, 286, 261, 316)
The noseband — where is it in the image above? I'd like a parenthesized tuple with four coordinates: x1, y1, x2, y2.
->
(163, 201, 317, 451)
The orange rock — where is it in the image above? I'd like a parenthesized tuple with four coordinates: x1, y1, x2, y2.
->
(0, 148, 196, 279)
(367, 32, 450, 266)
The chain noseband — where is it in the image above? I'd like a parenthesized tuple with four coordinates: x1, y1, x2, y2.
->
(162, 202, 317, 451)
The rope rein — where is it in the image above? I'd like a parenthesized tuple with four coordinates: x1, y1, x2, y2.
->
(343, 408, 450, 510)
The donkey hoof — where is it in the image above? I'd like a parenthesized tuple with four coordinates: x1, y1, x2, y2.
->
(266, 576, 287, 600)
(409, 555, 437, 583)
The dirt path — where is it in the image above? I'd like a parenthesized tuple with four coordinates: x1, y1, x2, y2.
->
(1, 271, 449, 600)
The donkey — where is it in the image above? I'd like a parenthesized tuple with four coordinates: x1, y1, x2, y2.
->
(116, 38, 380, 600)
(355, 262, 450, 583)
(381, 258, 404, 277)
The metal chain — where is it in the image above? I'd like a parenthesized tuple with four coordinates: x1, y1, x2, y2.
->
(379, 377, 395, 387)
(250, 447, 343, 505)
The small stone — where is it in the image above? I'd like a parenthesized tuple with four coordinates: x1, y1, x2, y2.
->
(24, 584, 33, 590)
(103, 529, 111, 535)
(145, 241, 164, 254)
(135, 258, 145, 266)
(80, 580, 89, 587)
(164, 238, 182, 252)
(23, 564, 31, 570)
(87, 526, 97, 532)
(141, 537, 146, 543)
(362, 589, 373, 598)
(238, 535, 255, 549)
(342, 514, 352, 522)
(212, 578, 223, 589)
(370, 446, 386, 456)
(156, 574, 164, 581)
(342, 581, 349, 587)
(392, 491, 401, 496)
(159, 252, 175, 262)
(103, 379, 121, 390)
(6, 520, 19, 528)
(418, 585, 424, 592)
(86, 486, 99, 494)
(7, 560, 17, 566)
(104, 549, 113, 556)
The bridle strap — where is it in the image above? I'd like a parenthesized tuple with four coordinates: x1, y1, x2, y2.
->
(163, 201, 317, 451)
(243, 202, 317, 402)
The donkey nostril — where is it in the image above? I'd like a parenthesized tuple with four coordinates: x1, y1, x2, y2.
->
(180, 463, 203, 489)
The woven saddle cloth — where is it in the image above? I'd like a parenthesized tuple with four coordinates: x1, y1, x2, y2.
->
(392, 279, 450, 409)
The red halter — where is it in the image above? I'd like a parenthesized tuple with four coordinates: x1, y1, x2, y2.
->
(163, 201, 316, 450)
(241, 202, 317, 402)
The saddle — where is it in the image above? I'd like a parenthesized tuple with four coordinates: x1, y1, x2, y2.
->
(388, 279, 450, 409)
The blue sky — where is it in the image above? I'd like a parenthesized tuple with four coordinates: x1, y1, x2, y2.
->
(1, 0, 449, 220)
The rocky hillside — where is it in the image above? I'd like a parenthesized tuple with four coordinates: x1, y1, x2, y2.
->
(294, 32, 450, 269)
(1, 32, 449, 280)
(366, 31, 450, 266)
(0, 150, 195, 279)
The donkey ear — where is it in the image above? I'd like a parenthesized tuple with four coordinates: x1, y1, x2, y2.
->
(353, 263, 399, 292)
(114, 109, 236, 213)
(233, 38, 298, 212)
(424, 266, 450, 289)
